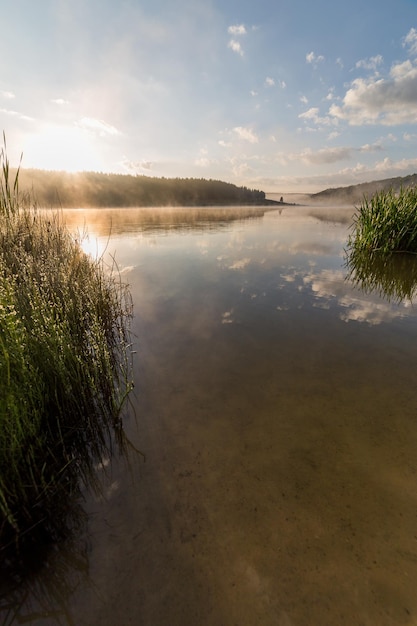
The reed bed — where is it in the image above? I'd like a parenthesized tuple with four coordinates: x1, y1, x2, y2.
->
(0, 143, 133, 564)
(348, 186, 417, 255)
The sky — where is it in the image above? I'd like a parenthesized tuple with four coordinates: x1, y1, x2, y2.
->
(1, 0, 417, 193)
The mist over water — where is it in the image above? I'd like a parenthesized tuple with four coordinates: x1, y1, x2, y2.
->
(3, 205, 417, 625)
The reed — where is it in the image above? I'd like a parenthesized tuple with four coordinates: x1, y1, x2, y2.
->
(0, 142, 133, 562)
(347, 186, 417, 255)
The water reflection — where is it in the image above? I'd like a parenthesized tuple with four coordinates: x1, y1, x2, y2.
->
(346, 247, 417, 303)
(61, 205, 272, 237)
(301, 267, 415, 325)
(0, 499, 89, 626)
(0, 439, 142, 626)
(72, 205, 417, 331)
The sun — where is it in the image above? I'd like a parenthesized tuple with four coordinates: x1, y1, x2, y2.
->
(22, 124, 103, 172)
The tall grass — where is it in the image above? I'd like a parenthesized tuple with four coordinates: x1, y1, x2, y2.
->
(0, 141, 133, 563)
(346, 186, 417, 301)
(347, 186, 417, 255)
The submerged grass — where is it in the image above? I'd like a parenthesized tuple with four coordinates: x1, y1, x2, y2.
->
(0, 140, 133, 564)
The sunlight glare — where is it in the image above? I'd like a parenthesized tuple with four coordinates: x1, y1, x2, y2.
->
(22, 125, 102, 172)
(79, 232, 106, 259)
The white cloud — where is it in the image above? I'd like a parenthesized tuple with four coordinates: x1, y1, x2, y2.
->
(299, 107, 319, 120)
(120, 158, 153, 174)
(228, 39, 244, 56)
(227, 23, 247, 56)
(333, 155, 417, 183)
(195, 157, 210, 167)
(390, 59, 415, 79)
(282, 142, 383, 167)
(306, 51, 325, 65)
(256, 151, 417, 192)
(300, 95, 308, 104)
(233, 126, 259, 143)
(298, 107, 335, 127)
(0, 108, 33, 122)
(51, 98, 69, 105)
(265, 76, 275, 87)
(195, 148, 216, 167)
(360, 142, 384, 153)
(298, 107, 319, 120)
(355, 55, 383, 71)
(403, 27, 417, 56)
(0, 91, 15, 99)
(373, 155, 417, 173)
(327, 130, 340, 140)
(230, 158, 254, 177)
(329, 59, 417, 125)
(228, 24, 247, 36)
(77, 117, 120, 136)
(298, 146, 353, 165)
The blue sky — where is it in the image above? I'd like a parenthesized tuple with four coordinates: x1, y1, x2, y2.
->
(1, 0, 417, 192)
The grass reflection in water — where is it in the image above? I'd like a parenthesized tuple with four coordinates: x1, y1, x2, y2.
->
(346, 245, 417, 303)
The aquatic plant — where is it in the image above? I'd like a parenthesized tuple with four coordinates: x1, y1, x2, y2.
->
(347, 186, 417, 255)
(0, 141, 133, 563)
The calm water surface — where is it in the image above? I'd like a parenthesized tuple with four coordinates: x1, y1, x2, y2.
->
(3, 205, 417, 626)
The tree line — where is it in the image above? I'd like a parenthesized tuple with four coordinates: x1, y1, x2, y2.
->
(15, 169, 271, 208)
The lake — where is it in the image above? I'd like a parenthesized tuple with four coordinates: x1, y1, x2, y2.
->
(3, 204, 417, 626)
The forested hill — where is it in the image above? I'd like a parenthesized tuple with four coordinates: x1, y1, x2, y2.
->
(15, 168, 275, 208)
(309, 173, 417, 205)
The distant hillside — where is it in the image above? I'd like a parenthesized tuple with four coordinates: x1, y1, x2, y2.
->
(15, 168, 276, 208)
(310, 173, 417, 205)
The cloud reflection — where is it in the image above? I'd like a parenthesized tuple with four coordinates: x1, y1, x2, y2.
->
(303, 268, 414, 325)
(338, 297, 405, 325)
(221, 309, 234, 324)
(229, 257, 251, 270)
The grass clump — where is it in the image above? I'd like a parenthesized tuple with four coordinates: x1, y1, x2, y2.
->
(348, 186, 417, 255)
(0, 141, 133, 563)
(346, 186, 417, 301)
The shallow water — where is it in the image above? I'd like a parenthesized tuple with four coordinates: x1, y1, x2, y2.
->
(3, 205, 417, 625)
